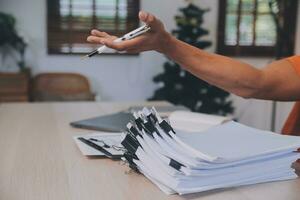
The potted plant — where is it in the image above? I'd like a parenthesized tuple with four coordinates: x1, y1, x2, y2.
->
(0, 12, 30, 102)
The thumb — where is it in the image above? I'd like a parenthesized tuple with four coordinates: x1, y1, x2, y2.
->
(139, 11, 160, 29)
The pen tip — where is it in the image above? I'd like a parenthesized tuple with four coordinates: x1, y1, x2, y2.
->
(81, 55, 89, 60)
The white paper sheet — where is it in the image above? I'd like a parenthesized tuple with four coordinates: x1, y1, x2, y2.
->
(169, 111, 231, 132)
(175, 121, 300, 162)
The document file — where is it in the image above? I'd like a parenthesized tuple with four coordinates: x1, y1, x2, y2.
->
(120, 107, 300, 195)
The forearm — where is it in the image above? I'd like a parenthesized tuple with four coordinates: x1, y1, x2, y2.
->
(163, 36, 265, 98)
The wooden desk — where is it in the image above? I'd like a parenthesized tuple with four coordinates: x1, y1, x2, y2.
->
(0, 102, 300, 200)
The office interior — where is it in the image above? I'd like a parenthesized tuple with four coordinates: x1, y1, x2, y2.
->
(0, 0, 299, 133)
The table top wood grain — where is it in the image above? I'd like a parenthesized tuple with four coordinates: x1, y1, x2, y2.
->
(0, 102, 300, 200)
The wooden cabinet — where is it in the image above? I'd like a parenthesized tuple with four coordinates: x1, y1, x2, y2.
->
(0, 72, 30, 102)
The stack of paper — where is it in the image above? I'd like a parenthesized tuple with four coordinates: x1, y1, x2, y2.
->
(169, 110, 231, 132)
(120, 107, 300, 195)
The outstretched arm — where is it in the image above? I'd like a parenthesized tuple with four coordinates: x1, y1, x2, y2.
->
(87, 11, 300, 101)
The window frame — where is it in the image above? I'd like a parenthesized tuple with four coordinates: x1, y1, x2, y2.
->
(217, 0, 298, 57)
(47, 0, 140, 55)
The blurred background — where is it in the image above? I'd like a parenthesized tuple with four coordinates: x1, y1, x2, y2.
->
(0, 0, 299, 132)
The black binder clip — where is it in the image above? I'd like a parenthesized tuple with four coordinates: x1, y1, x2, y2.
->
(159, 120, 175, 136)
(169, 159, 185, 171)
(123, 152, 139, 173)
(127, 123, 143, 138)
(143, 107, 158, 125)
(133, 112, 144, 131)
(120, 130, 143, 159)
(150, 107, 175, 136)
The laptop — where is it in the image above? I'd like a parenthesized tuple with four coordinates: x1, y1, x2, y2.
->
(70, 105, 189, 132)
(70, 111, 134, 132)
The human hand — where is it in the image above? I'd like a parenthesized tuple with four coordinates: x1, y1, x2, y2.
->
(86, 11, 172, 54)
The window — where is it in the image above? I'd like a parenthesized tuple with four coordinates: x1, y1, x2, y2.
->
(47, 0, 140, 54)
(217, 0, 298, 57)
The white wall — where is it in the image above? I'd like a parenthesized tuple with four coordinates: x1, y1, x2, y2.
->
(0, 0, 299, 132)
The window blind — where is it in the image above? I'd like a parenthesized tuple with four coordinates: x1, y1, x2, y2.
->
(217, 0, 297, 57)
(47, 0, 140, 54)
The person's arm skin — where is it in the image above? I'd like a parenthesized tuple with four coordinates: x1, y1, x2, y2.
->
(87, 11, 300, 101)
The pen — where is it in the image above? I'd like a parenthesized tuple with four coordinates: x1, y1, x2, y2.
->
(82, 24, 151, 59)
(78, 137, 122, 159)
(89, 138, 110, 148)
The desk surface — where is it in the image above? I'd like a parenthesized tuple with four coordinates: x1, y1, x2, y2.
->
(0, 102, 300, 200)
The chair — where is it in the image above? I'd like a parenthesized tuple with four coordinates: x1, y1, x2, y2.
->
(281, 102, 300, 136)
(32, 73, 95, 102)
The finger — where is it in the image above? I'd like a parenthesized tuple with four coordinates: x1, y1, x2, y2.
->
(139, 11, 159, 28)
(103, 41, 128, 51)
(91, 29, 110, 38)
(87, 36, 106, 44)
